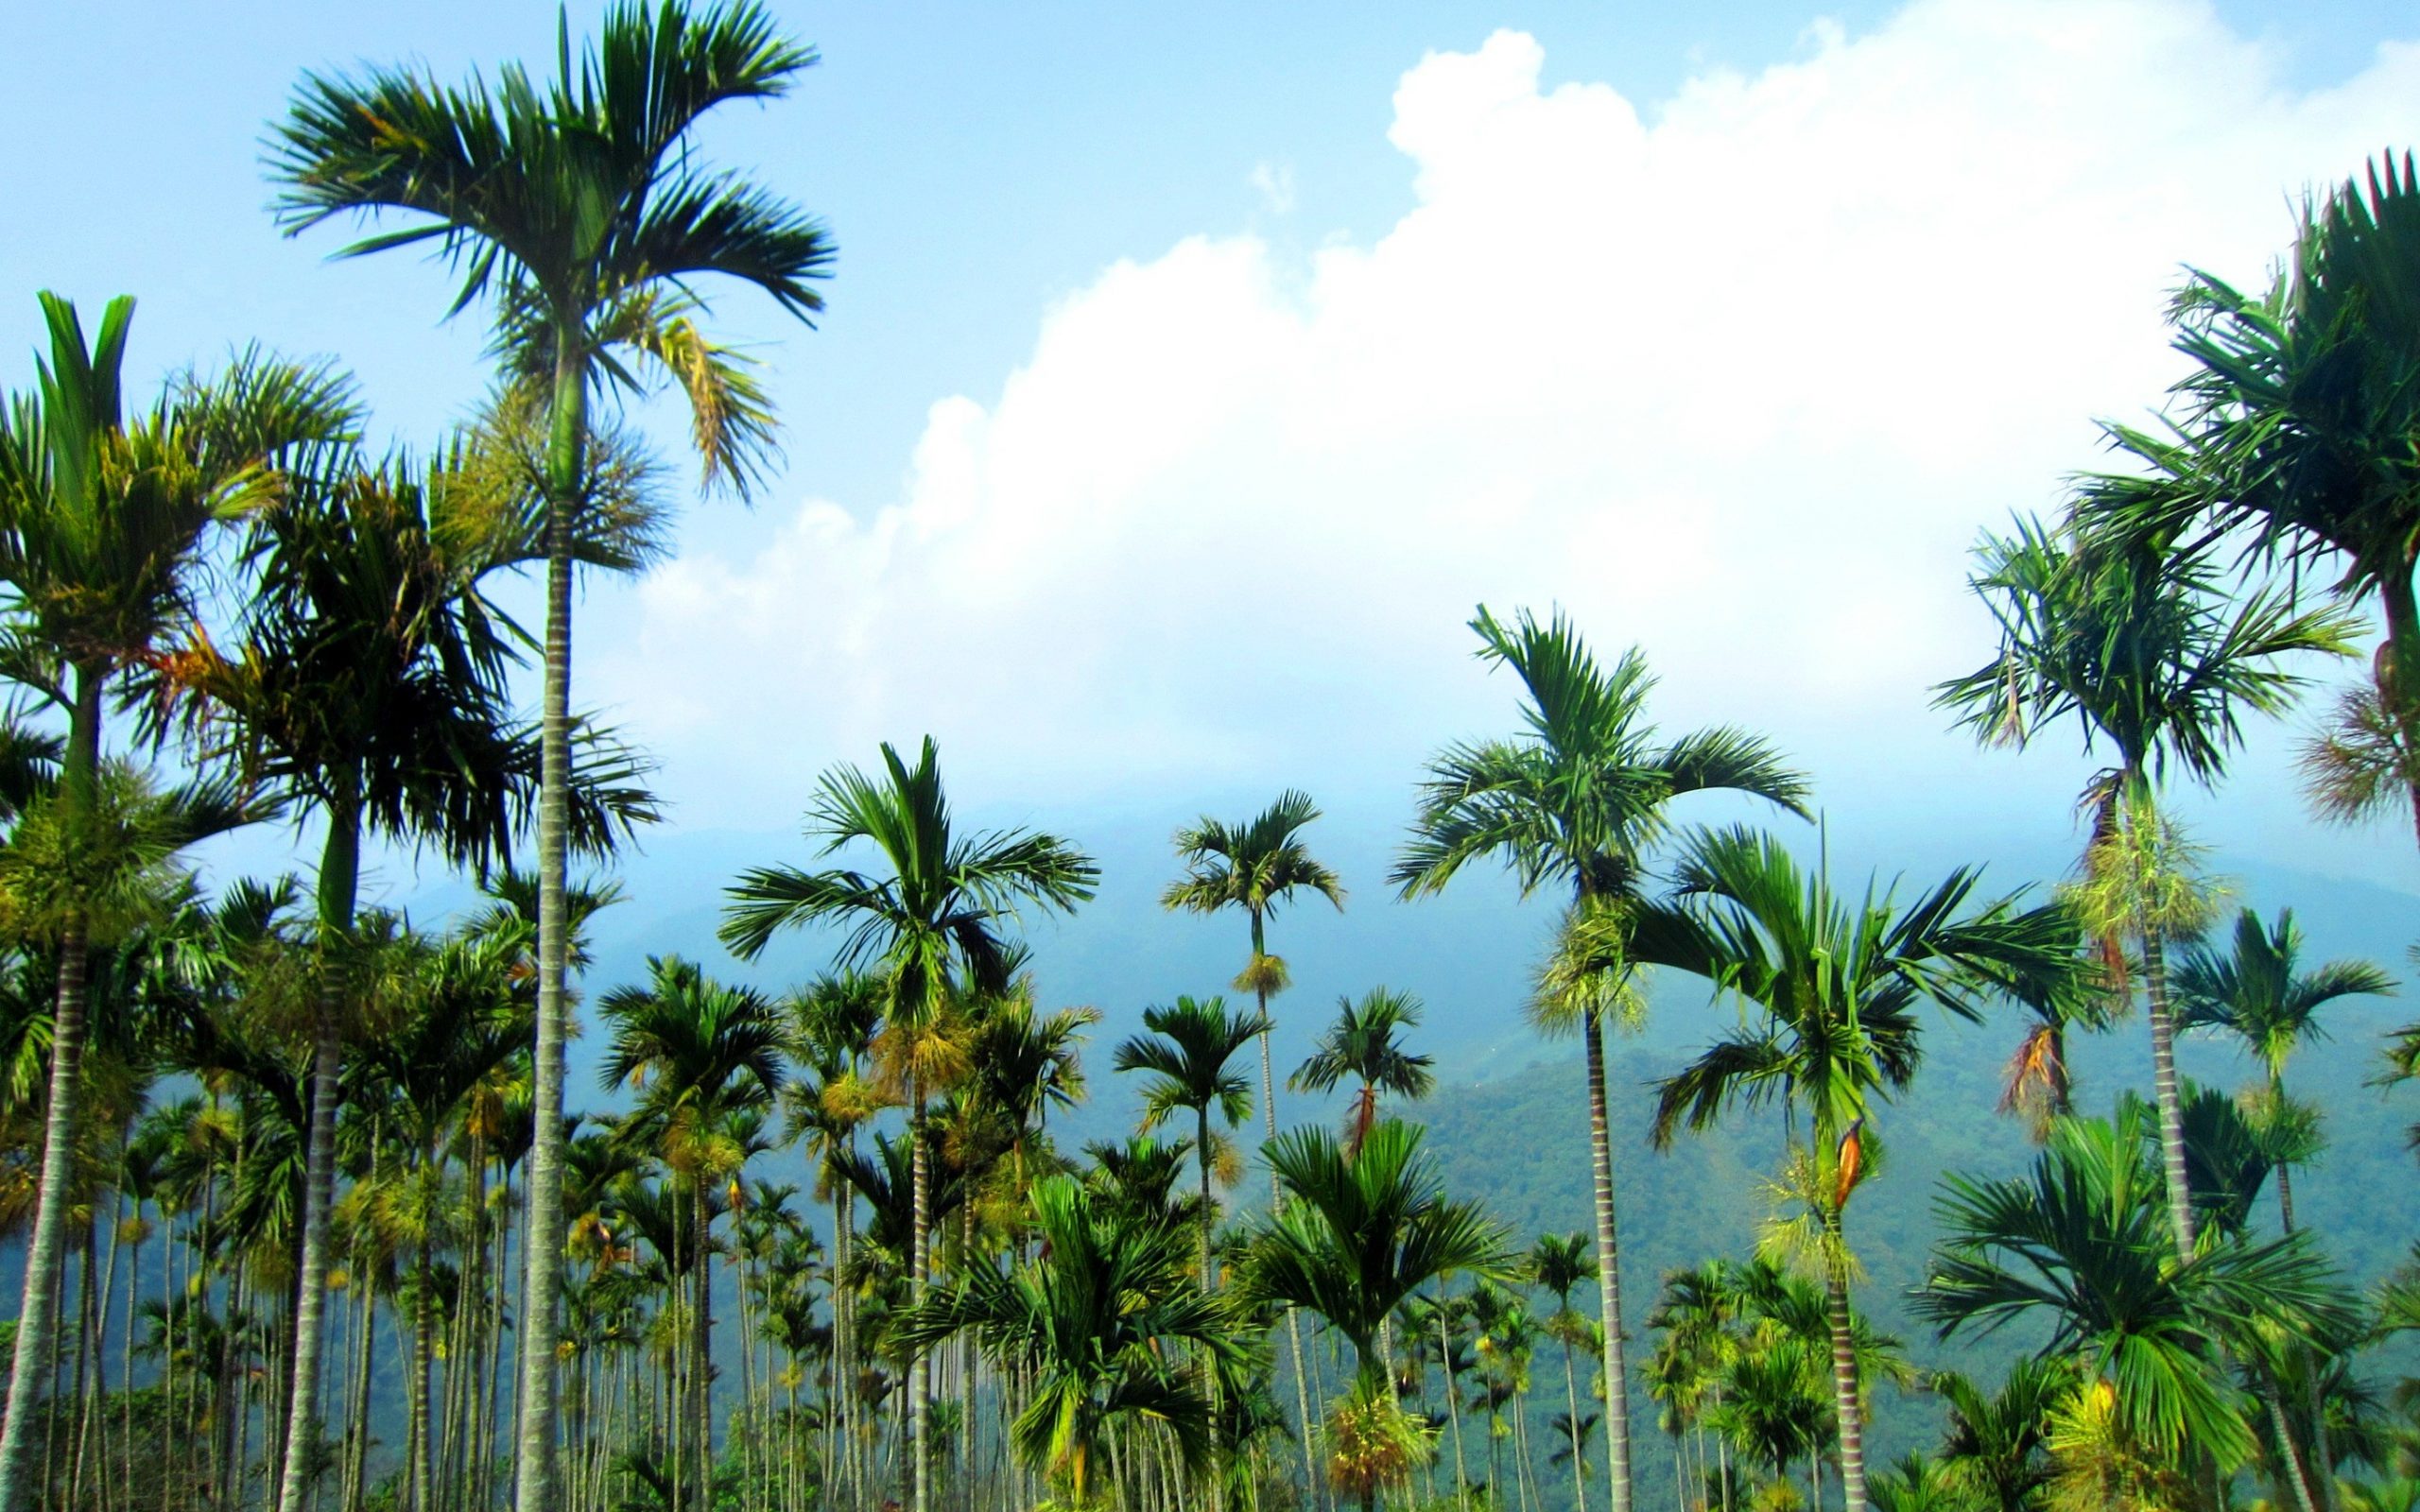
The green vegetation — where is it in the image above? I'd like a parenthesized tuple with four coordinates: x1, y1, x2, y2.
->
(0, 9, 2416, 1512)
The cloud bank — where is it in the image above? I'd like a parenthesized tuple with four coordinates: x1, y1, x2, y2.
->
(596, 0, 2420, 836)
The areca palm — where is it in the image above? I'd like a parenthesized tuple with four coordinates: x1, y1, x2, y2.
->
(1290, 988, 1436, 1156)
(1918, 1104, 2363, 1489)
(1636, 824, 2076, 1512)
(1246, 1120, 1512, 1512)
(0, 291, 351, 1512)
(1113, 995, 1267, 1288)
(1392, 606, 1810, 1512)
(600, 955, 783, 1512)
(1938, 512, 2356, 1260)
(1164, 791, 1341, 1503)
(1529, 1231, 1600, 1512)
(896, 1173, 1241, 1508)
(268, 9, 835, 1501)
(721, 735, 1094, 1512)
(150, 439, 655, 1512)
(2083, 154, 2420, 845)
(2174, 908, 2393, 1231)
(1249, 1120, 1513, 1387)
(1932, 1356, 2071, 1512)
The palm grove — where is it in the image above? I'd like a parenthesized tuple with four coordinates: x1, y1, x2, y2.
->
(0, 7, 2417, 1512)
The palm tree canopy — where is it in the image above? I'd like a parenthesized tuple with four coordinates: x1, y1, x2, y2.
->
(0, 292, 355, 681)
(719, 736, 1098, 1023)
(1393, 606, 1812, 907)
(1289, 987, 1436, 1102)
(2174, 907, 2394, 1083)
(599, 954, 783, 1146)
(1244, 1118, 1513, 1375)
(893, 1173, 1243, 1493)
(2088, 151, 2420, 604)
(1935, 511, 2357, 792)
(1917, 1102, 2362, 1469)
(268, 0, 835, 499)
(1163, 787, 1345, 923)
(1636, 825, 2082, 1145)
(141, 442, 657, 873)
(1113, 995, 1267, 1135)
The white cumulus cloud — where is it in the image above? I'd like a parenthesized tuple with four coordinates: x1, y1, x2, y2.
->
(595, 0, 2420, 836)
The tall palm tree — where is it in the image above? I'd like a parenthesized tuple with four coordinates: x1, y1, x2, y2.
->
(1289, 988, 1437, 1156)
(1164, 790, 1342, 1503)
(2174, 907, 2393, 1230)
(268, 10, 835, 1502)
(1636, 824, 2076, 1512)
(721, 735, 1094, 1512)
(0, 291, 350, 1512)
(1113, 995, 1267, 1288)
(1392, 606, 1811, 1512)
(150, 438, 654, 1512)
(600, 956, 784, 1511)
(1918, 1103, 2363, 1493)
(897, 1173, 1242, 1508)
(1937, 512, 2354, 1260)
(1529, 1232, 1599, 1512)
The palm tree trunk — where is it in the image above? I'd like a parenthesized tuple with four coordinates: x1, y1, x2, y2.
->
(412, 1237, 438, 1512)
(1562, 1336, 1588, 1512)
(695, 1183, 715, 1512)
(2266, 1381, 2324, 1512)
(1439, 1314, 1468, 1508)
(1251, 913, 1322, 1512)
(910, 1080, 931, 1512)
(1820, 1224, 1866, 1512)
(0, 662, 104, 1512)
(277, 801, 359, 1512)
(515, 316, 586, 1512)
(2374, 570, 2420, 851)
(1582, 1007, 1635, 1512)
(2139, 930, 2197, 1262)
(344, 1274, 375, 1512)
(121, 1211, 140, 1512)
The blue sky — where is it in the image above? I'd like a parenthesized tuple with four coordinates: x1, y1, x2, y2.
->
(7, 0, 2420, 933)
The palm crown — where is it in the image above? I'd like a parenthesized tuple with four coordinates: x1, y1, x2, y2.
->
(268, 0, 833, 497)
(1393, 607, 1812, 906)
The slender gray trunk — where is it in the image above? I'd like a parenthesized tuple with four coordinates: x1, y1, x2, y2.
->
(278, 800, 358, 1512)
(516, 327, 585, 1512)
(0, 663, 104, 1512)
(1582, 1008, 1634, 1512)
(910, 1083, 930, 1512)
(1250, 923, 1321, 1512)
(2140, 931, 2196, 1262)
(1822, 1221, 1866, 1512)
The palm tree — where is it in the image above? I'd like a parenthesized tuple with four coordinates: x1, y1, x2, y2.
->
(2083, 154, 2420, 845)
(1290, 988, 1437, 1156)
(0, 290, 350, 1512)
(721, 735, 1094, 1512)
(600, 956, 784, 1511)
(1392, 606, 1810, 1512)
(1918, 1103, 2363, 1494)
(1245, 1119, 1513, 1512)
(1637, 824, 2076, 1512)
(2174, 908, 2393, 1230)
(1931, 1358, 2069, 1512)
(897, 1173, 1241, 1507)
(1113, 996, 1267, 1288)
(268, 9, 836, 1502)
(1937, 511, 2353, 1261)
(1529, 1232, 1599, 1512)
(150, 437, 655, 1512)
